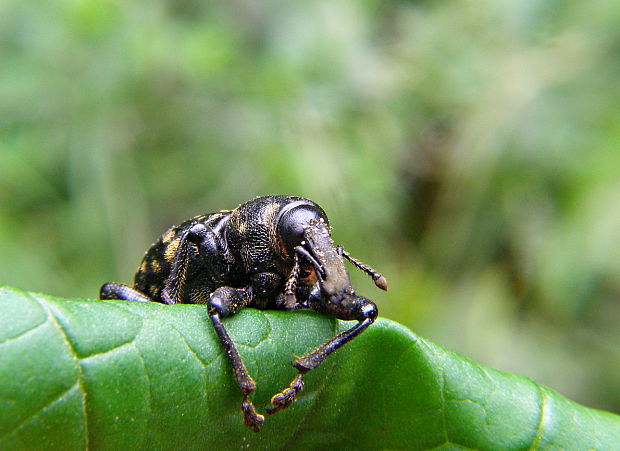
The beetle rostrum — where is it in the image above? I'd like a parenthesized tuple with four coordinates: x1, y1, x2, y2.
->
(100, 195, 387, 432)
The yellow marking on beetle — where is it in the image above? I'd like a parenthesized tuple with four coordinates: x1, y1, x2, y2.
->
(137, 260, 148, 274)
(162, 229, 176, 243)
(151, 260, 162, 272)
(164, 238, 181, 261)
(264, 202, 280, 221)
(265, 201, 282, 251)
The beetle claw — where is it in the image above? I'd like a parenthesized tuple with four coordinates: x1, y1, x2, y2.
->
(242, 394, 264, 432)
(265, 373, 304, 415)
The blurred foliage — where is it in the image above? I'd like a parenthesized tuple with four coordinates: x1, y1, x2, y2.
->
(1, 0, 620, 416)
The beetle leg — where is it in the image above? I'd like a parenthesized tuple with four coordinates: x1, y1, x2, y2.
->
(100, 282, 152, 302)
(265, 298, 378, 415)
(185, 223, 232, 284)
(161, 228, 194, 304)
(162, 223, 232, 304)
(294, 245, 325, 279)
(250, 272, 283, 299)
(337, 246, 388, 291)
(283, 254, 300, 310)
(208, 286, 264, 432)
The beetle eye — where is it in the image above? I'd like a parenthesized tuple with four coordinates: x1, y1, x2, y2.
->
(277, 205, 327, 250)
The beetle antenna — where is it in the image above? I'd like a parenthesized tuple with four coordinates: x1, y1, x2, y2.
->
(294, 246, 325, 280)
(338, 246, 388, 291)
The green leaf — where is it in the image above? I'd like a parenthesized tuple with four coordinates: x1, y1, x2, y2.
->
(1, 285, 618, 450)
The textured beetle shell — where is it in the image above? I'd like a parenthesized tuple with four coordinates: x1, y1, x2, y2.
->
(132, 195, 324, 306)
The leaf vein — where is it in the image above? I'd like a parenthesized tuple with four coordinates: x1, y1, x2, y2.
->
(77, 341, 135, 361)
(529, 385, 548, 450)
(161, 321, 210, 369)
(26, 294, 90, 451)
(130, 341, 152, 449)
(0, 319, 47, 346)
(0, 382, 81, 442)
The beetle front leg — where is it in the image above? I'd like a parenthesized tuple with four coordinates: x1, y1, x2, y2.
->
(282, 254, 300, 310)
(162, 223, 232, 304)
(265, 298, 378, 415)
(208, 286, 265, 432)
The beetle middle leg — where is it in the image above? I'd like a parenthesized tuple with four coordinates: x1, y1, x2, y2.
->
(265, 297, 378, 415)
(208, 286, 265, 432)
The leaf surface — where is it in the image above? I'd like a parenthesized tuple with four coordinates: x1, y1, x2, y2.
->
(1, 286, 618, 450)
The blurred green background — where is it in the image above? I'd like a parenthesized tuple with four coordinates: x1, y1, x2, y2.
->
(2, 0, 620, 415)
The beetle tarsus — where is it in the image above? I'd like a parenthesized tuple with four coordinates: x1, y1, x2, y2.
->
(265, 373, 305, 415)
(242, 394, 265, 432)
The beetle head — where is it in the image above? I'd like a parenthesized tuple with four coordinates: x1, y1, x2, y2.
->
(276, 202, 363, 318)
(301, 222, 367, 319)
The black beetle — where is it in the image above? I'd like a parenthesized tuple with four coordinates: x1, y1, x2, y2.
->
(100, 195, 387, 432)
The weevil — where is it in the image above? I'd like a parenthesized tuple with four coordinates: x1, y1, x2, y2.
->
(100, 195, 387, 432)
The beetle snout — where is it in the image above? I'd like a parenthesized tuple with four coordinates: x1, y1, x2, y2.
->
(309, 284, 376, 321)
(335, 294, 377, 321)
(307, 279, 343, 302)
(309, 270, 354, 303)
(353, 295, 378, 321)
